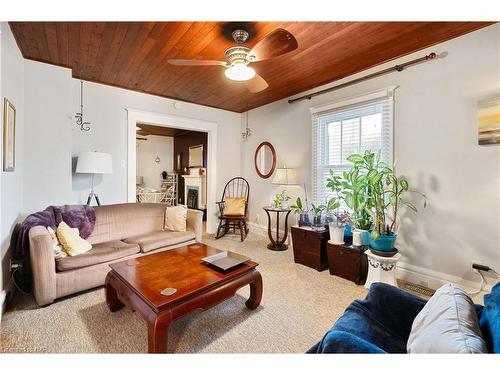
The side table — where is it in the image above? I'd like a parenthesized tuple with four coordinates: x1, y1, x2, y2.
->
(364, 250, 401, 289)
(263, 206, 292, 251)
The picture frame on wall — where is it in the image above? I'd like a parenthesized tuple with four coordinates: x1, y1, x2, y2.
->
(478, 95, 500, 145)
(3, 98, 16, 172)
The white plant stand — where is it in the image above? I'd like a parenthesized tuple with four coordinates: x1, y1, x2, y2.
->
(364, 250, 401, 289)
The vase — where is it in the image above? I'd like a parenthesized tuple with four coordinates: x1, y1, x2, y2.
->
(323, 211, 335, 230)
(353, 229, 370, 246)
(369, 234, 397, 252)
(297, 211, 310, 227)
(329, 226, 345, 244)
(310, 212, 323, 231)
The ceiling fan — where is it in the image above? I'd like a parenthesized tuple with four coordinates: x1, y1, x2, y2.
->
(168, 28, 298, 93)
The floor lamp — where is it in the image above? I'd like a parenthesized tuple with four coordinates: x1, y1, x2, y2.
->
(76, 151, 113, 206)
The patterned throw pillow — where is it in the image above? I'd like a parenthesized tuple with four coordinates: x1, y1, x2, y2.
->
(56, 221, 92, 256)
(47, 226, 67, 259)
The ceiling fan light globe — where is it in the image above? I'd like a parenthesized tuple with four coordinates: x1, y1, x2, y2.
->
(224, 64, 255, 81)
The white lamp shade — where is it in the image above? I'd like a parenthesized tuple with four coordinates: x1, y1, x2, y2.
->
(272, 168, 299, 185)
(76, 151, 113, 174)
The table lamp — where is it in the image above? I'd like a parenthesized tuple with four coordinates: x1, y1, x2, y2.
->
(76, 151, 113, 206)
(272, 167, 299, 185)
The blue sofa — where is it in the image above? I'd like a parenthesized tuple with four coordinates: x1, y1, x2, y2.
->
(307, 282, 500, 353)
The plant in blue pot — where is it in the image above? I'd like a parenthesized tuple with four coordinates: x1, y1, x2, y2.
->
(358, 152, 426, 252)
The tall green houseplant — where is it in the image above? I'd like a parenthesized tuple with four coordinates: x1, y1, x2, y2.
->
(345, 151, 426, 251)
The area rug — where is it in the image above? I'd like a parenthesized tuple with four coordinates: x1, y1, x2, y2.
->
(0, 232, 366, 353)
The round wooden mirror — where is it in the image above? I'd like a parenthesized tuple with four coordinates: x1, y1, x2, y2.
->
(254, 141, 276, 179)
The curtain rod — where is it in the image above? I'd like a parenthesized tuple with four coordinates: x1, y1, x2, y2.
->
(288, 52, 438, 104)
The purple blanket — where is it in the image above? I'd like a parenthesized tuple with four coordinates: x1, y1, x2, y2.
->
(15, 205, 96, 258)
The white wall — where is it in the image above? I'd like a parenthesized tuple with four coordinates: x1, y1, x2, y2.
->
(22, 59, 242, 217)
(242, 24, 500, 286)
(136, 135, 174, 189)
(0, 23, 25, 297)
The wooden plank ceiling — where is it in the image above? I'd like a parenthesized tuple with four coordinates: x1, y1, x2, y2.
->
(9, 22, 494, 113)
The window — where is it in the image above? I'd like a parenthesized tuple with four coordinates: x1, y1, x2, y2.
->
(311, 87, 395, 206)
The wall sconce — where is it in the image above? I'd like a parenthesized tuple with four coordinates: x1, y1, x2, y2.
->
(155, 156, 161, 164)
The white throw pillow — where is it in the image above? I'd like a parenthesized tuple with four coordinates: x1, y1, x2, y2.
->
(164, 205, 187, 232)
(407, 283, 487, 353)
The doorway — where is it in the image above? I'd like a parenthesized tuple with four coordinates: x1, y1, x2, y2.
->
(127, 109, 218, 233)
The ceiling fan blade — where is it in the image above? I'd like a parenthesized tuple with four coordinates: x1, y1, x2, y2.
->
(248, 28, 298, 62)
(245, 73, 269, 93)
(168, 59, 227, 66)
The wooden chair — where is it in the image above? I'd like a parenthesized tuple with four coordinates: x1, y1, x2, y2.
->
(215, 177, 249, 241)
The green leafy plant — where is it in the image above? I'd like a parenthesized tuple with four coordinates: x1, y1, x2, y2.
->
(344, 151, 426, 240)
(310, 203, 323, 215)
(341, 156, 374, 230)
(273, 189, 291, 208)
(290, 197, 304, 214)
(325, 171, 343, 210)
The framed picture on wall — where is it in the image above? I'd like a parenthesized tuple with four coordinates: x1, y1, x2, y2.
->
(478, 95, 500, 145)
(3, 98, 16, 172)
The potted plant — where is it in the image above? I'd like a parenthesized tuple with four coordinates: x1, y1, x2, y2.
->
(346, 151, 426, 252)
(290, 197, 310, 226)
(310, 204, 324, 230)
(328, 210, 352, 244)
(321, 197, 339, 230)
(272, 189, 291, 209)
(342, 154, 374, 246)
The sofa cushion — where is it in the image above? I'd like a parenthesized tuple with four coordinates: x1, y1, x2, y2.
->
(88, 203, 166, 244)
(56, 240, 140, 271)
(407, 283, 487, 353)
(124, 230, 195, 253)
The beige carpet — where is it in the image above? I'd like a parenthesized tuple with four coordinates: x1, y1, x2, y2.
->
(0, 232, 366, 353)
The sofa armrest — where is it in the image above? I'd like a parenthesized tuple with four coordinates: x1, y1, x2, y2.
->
(28, 226, 56, 306)
(186, 209, 203, 242)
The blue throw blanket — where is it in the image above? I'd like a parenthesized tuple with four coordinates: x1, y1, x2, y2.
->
(479, 282, 500, 353)
(15, 205, 96, 257)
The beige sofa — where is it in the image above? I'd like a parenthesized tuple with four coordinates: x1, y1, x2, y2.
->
(28, 203, 203, 306)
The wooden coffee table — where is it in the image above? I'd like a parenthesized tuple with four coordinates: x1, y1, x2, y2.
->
(105, 243, 262, 353)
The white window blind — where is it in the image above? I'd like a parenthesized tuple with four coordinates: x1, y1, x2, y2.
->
(311, 88, 395, 206)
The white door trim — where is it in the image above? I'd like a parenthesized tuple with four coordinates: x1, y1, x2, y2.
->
(126, 108, 218, 233)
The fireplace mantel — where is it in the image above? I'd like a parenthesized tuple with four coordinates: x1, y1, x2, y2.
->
(182, 174, 207, 210)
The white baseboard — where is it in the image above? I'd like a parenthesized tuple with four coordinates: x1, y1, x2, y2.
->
(396, 261, 493, 294)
